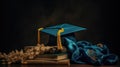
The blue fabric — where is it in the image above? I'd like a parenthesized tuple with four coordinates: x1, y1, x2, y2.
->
(64, 37, 118, 65)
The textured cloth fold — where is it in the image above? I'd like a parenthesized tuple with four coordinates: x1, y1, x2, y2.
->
(64, 37, 118, 65)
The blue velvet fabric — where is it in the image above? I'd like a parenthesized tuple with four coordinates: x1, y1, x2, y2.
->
(64, 37, 118, 65)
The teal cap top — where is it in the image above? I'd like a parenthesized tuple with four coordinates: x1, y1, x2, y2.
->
(41, 23, 86, 36)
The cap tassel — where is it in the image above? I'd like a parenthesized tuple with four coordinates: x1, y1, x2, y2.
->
(57, 28, 64, 50)
(37, 28, 44, 45)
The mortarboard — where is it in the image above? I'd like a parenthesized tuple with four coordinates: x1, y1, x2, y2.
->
(39, 23, 87, 46)
(41, 23, 87, 36)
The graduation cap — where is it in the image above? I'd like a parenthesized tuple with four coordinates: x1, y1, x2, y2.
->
(38, 23, 86, 50)
(41, 23, 86, 36)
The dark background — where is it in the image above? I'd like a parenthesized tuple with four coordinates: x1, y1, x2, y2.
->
(1, 0, 119, 57)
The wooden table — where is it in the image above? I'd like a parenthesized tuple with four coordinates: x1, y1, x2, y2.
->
(1, 63, 119, 67)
